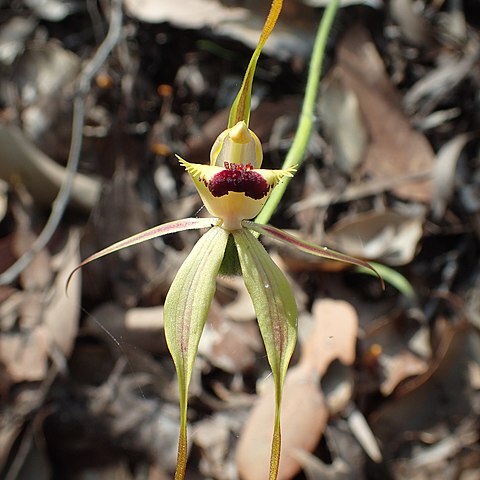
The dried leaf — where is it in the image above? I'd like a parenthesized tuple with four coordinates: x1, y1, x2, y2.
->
(335, 25, 435, 202)
(43, 232, 81, 357)
(302, 299, 358, 375)
(326, 210, 424, 266)
(319, 68, 368, 174)
(371, 324, 471, 456)
(237, 300, 359, 479)
(431, 133, 472, 220)
(198, 301, 262, 373)
(0, 125, 100, 212)
(346, 406, 382, 463)
(236, 367, 328, 480)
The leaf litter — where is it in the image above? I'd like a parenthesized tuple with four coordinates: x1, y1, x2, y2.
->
(1, 1, 480, 479)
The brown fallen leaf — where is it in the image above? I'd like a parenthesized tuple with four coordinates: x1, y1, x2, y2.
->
(43, 232, 81, 358)
(302, 299, 358, 375)
(431, 133, 472, 220)
(236, 367, 328, 480)
(325, 209, 425, 266)
(371, 323, 471, 459)
(334, 25, 435, 202)
(236, 300, 359, 480)
(319, 69, 369, 175)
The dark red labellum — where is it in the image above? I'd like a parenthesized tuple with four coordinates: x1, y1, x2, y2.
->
(208, 163, 269, 199)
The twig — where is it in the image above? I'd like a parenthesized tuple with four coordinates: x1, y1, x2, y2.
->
(0, 0, 123, 285)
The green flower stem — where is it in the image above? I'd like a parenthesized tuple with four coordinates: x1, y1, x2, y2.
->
(255, 0, 340, 226)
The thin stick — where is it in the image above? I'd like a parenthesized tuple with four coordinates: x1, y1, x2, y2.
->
(0, 0, 123, 285)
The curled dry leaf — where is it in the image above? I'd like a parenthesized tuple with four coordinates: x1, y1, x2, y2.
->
(236, 300, 359, 480)
(334, 25, 435, 202)
(431, 133, 472, 220)
(326, 209, 424, 266)
(319, 69, 369, 175)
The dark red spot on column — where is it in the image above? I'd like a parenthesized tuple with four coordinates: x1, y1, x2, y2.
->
(208, 163, 269, 199)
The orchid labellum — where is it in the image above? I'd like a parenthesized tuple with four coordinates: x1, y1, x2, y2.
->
(67, 1, 379, 478)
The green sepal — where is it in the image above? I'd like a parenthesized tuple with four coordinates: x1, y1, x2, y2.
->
(164, 226, 229, 479)
(218, 234, 242, 277)
(233, 228, 297, 479)
(243, 220, 384, 288)
(66, 217, 219, 293)
(228, 0, 283, 128)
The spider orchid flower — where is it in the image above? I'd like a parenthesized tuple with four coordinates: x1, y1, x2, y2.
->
(67, 1, 379, 478)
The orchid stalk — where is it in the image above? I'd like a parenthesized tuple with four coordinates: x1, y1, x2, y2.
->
(67, 1, 377, 478)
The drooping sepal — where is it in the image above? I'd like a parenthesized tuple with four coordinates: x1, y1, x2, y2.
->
(233, 228, 297, 479)
(243, 221, 384, 287)
(164, 226, 229, 479)
(66, 217, 220, 292)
